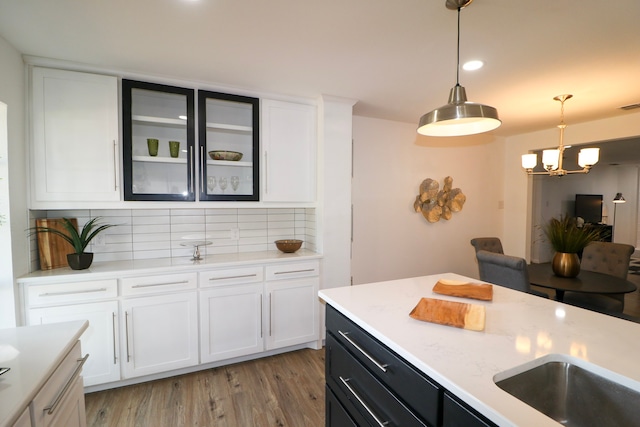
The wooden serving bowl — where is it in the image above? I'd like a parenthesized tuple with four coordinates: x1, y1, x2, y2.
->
(275, 239, 303, 253)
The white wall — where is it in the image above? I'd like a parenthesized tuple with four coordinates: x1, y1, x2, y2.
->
(0, 35, 26, 327)
(504, 112, 640, 260)
(351, 116, 506, 284)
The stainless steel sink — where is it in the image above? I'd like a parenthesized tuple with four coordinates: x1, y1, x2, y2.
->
(494, 355, 640, 426)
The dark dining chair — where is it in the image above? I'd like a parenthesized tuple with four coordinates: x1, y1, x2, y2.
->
(563, 242, 635, 313)
(476, 250, 548, 298)
(470, 237, 504, 254)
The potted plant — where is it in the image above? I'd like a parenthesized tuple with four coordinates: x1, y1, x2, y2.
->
(30, 217, 116, 270)
(542, 215, 601, 277)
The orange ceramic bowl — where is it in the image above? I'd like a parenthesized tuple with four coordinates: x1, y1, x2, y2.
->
(275, 239, 303, 253)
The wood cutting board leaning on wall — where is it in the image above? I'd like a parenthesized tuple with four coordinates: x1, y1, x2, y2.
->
(36, 218, 78, 270)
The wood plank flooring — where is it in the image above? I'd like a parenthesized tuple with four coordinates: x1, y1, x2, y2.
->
(85, 348, 325, 427)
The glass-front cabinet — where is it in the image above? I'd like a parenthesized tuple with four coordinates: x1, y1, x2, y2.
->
(122, 80, 195, 201)
(198, 90, 259, 201)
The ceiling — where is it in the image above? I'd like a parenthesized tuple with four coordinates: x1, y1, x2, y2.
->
(0, 0, 639, 140)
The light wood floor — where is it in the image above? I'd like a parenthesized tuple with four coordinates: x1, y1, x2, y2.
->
(85, 348, 325, 427)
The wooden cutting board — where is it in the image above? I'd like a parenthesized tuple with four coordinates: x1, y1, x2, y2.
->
(36, 218, 77, 270)
(432, 279, 493, 301)
(409, 297, 485, 331)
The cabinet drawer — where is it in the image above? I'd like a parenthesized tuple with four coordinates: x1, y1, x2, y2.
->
(326, 385, 359, 427)
(199, 266, 264, 288)
(27, 279, 118, 307)
(121, 272, 197, 296)
(327, 305, 441, 427)
(442, 392, 497, 427)
(265, 260, 319, 281)
(326, 333, 428, 427)
(30, 340, 87, 427)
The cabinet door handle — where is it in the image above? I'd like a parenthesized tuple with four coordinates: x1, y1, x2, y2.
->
(190, 145, 195, 194)
(113, 139, 119, 190)
(338, 330, 388, 373)
(269, 293, 273, 337)
(125, 311, 131, 362)
(339, 376, 389, 427)
(274, 268, 315, 275)
(264, 151, 268, 194)
(200, 145, 205, 195)
(131, 280, 189, 288)
(44, 354, 89, 415)
(260, 294, 264, 338)
(209, 273, 257, 281)
(112, 312, 117, 365)
(39, 288, 108, 297)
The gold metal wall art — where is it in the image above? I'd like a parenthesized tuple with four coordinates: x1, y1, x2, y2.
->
(413, 176, 466, 223)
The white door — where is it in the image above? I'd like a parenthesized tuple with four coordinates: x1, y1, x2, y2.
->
(199, 284, 264, 363)
(121, 292, 198, 378)
(28, 301, 120, 386)
(265, 277, 319, 350)
(31, 67, 119, 204)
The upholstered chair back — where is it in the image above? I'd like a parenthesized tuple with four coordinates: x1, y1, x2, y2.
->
(476, 250, 530, 292)
(580, 242, 635, 279)
(470, 237, 504, 254)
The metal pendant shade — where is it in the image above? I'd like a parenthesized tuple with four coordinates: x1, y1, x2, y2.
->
(417, 0, 501, 137)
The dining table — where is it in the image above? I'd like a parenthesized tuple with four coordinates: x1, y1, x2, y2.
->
(527, 262, 637, 302)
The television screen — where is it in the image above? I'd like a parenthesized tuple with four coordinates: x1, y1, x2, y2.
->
(574, 194, 602, 224)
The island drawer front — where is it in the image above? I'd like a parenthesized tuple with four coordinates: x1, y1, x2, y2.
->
(199, 266, 264, 288)
(121, 272, 198, 296)
(327, 305, 441, 427)
(443, 392, 497, 427)
(27, 279, 118, 306)
(326, 333, 429, 427)
(265, 260, 319, 281)
(325, 385, 359, 427)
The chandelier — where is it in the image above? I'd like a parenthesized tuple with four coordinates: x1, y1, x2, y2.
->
(522, 94, 599, 176)
(417, 0, 501, 137)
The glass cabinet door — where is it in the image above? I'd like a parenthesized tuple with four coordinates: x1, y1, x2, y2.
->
(198, 90, 259, 201)
(123, 80, 195, 201)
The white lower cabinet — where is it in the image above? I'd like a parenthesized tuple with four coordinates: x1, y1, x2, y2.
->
(200, 284, 264, 363)
(120, 273, 199, 378)
(28, 301, 120, 387)
(20, 258, 320, 389)
(200, 261, 319, 363)
(265, 277, 319, 350)
(25, 280, 119, 387)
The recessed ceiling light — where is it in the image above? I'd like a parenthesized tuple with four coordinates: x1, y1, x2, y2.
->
(462, 60, 484, 71)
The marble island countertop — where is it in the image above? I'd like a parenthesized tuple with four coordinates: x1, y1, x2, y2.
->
(0, 321, 88, 426)
(319, 273, 640, 427)
(18, 249, 321, 284)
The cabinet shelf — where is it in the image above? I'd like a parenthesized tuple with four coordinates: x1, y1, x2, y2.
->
(205, 122, 252, 133)
(132, 155, 188, 164)
(206, 159, 252, 168)
(132, 114, 187, 127)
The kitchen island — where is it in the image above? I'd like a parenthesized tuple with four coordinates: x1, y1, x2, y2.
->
(319, 273, 640, 426)
(0, 320, 88, 427)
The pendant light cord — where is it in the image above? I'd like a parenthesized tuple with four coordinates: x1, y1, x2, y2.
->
(456, 7, 461, 86)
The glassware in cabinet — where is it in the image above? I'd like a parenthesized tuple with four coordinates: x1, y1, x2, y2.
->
(198, 90, 259, 201)
(123, 80, 195, 201)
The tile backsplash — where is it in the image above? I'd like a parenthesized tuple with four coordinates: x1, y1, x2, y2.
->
(29, 208, 316, 272)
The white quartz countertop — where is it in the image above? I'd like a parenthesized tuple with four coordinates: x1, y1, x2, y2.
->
(18, 249, 321, 284)
(0, 321, 88, 427)
(319, 273, 640, 427)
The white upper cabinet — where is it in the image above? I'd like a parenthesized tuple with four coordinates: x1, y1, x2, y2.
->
(261, 99, 317, 202)
(30, 67, 119, 206)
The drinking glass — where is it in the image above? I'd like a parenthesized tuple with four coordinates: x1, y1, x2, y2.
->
(219, 177, 228, 194)
(207, 176, 216, 194)
(231, 176, 240, 192)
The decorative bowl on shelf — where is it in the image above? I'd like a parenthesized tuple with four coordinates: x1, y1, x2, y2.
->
(275, 239, 303, 253)
(208, 150, 243, 161)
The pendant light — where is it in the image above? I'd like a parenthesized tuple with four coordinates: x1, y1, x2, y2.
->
(417, 0, 501, 137)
